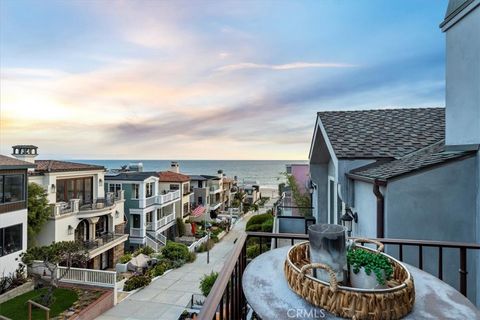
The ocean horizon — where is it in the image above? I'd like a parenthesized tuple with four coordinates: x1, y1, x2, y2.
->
(71, 159, 308, 189)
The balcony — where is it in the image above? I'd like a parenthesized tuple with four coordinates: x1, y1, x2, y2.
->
(134, 212, 176, 239)
(51, 191, 124, 218)
(139, 190, 181, 208)
(198, 232, 480, 319)
(79, 232, 129, 258)
(209, 185, 222, 194)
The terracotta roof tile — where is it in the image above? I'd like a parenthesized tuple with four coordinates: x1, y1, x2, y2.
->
(0, 155, 35, 169)
(158, 171, 190, 182)
(34, 160, 104, 173)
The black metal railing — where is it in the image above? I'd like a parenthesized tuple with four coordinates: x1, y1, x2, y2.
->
(79, 232, 125, 250)
(197, 232, 480, 320)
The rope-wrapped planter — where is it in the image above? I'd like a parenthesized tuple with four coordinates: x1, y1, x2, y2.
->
(284, 240, 415, 320)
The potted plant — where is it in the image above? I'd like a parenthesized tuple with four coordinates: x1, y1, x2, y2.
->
(347, 247, 393, 289)
(116, 253, 132, 273)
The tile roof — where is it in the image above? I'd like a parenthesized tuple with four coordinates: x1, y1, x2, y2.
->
(189, 175, 220, 181)
(349, 141, 475, 181)
(158, 171, 190, 183)
(318, 108, 445, 159)
(34, 160, 105, 173)
(0, 155, 35, 169)
(105, 171, 158, 181)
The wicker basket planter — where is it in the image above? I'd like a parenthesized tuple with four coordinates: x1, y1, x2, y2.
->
(284, 240, 415, 320)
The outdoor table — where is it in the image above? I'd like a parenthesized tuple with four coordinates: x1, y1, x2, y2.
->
(243, 246, 480, 320)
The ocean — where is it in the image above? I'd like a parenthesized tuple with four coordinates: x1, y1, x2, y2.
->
(71, 160, 308, 189)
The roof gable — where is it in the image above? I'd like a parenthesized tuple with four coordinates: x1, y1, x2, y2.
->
(317, 108, 445, 159)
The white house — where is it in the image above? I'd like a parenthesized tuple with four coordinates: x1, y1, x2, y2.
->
(105, 171, 180, 252)
(309, 0, 480, 305)
(0, 154, 34, 277)
(11, 145, 128, 270)
(158, 162, 192, 221)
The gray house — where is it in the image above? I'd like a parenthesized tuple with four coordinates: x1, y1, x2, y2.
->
(309, 0, 479, 305)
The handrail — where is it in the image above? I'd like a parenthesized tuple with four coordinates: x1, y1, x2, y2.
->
(198, 233, 247, 319)
(198, 232, 480, 319)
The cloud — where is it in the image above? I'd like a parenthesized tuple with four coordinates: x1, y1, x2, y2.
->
(216, 62, 357, 73)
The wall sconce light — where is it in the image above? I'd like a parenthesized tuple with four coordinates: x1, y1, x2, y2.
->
(340, 207, 358, 237)
(99, 178, 103, 186)
(51, 184, 56, 193)
(67, 225, 73, 235)
(115, 211, 120, 218)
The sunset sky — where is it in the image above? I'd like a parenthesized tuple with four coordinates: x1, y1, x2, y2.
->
(0, 0, 447, 160)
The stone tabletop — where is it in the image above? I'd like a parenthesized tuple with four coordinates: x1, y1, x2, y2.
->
(242, 246, 480, 320)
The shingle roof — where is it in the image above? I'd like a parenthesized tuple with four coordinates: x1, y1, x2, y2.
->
(34, 160, 105, 173)
(105, 171, 158, 181)
(0, 155, 35, 169)
(348, 141, 474, 181)
(318, 108, 445, 159)
(158, 171, 190, 183)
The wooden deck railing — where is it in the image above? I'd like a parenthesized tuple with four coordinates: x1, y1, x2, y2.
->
(197, 232, 480, 320)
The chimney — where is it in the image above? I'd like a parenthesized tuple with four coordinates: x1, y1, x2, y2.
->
(12, 145, 38, 164)
(217, 169, 223, 178)
(170, 161, 180, 173)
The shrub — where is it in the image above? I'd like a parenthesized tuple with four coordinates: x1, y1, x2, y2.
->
(156, 257, 173, 270)
(133, 246, 155, 257)
(118, 253, 132, 264)
(246, 244, 269, 259)
(196, 239, 215, 253)
(123, 275, 151, 291)
(200, 272, 218, 297)
(176, 218, 186, 237)
(261, 219, 273, 232)
(149, 262, 168, 277)
(162, 242, 190, 261)
(171, 259, 186, 269)
(245, 223, 262, 232)
(347, 248, 393, 285)
(246, 213, 273, 229)
(187, 251, 196, 263)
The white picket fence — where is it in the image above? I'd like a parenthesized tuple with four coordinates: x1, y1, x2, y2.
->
(188, 235, 209, 252)
(57, 266, 116, 288)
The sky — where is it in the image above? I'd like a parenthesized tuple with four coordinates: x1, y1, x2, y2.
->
(0, 0, 448, 160)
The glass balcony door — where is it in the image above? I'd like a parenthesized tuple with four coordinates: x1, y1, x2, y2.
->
(56, 177, 93, 204)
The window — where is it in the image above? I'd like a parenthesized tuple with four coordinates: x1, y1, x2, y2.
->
(132, 214, 141, 228)
(109, 183, 121, 193)
(0, 174, 25, 203)
(198, 196, 203, 205)
(132, 184, 139, 199)
(146, 182, 154, 198)
(183, 202, 189, 214)
(156, 209, 161, 220)
(169, 184, 179, 191)
(0, 224, 23, 256)
(56, 177, 93, 204)
(183, 183, 189, 195)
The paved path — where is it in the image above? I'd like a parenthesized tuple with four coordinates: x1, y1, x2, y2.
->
(98, 198, 276, 320)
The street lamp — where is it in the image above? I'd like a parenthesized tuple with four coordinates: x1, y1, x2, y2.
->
(340, 208, 358, 237)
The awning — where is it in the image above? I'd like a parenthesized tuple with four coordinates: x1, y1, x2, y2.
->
(192, 205, 206, 217)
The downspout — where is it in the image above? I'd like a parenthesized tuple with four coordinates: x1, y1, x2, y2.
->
(373, 179, 386, 238)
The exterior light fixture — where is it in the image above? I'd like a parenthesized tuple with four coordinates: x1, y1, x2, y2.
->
(51, 184, 56, 193)
(340, 207, 358, 237)
(67, 225, 73, 235)
(99, 178, 103, 186)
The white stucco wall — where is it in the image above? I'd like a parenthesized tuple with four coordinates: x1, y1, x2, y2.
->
(0, 209, 28, 276)
(444, 5, 480, 146)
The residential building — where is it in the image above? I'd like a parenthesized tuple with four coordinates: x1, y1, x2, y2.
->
(0, 154, 34, 277)
(158, 162, 192, 221)
(221, 176, 237, 209)
(105, 171, 180, 251)
(308, 0, 480, 304)
(242, 180, 261, 205)
(282, 164, 310, 216)
(13, 145, 128, 270)
(189, 172, 224, 220)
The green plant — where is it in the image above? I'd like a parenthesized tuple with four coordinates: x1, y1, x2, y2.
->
(149, 263, 167, 277)
(118, 253, 132, 264)
(347, 248, 393, 285)
(261, 219, 273, 232)
(123, 275, 151, 291)
(171, 259, 186, 268)
(196, 239, 215, 253)
(246, 213, 273, 228)
(246, 244, 269, 259)
(199, 272, 218, 297)
(176, 217, 186, 237)
(284, 173, 311, 216)
(133, 246, 155, 257)
(187, 251, 196, 263)
(162, 242, 189, 261)
(27, 182, 51, 247)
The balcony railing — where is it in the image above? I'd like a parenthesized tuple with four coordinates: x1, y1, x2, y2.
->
(79, 232, 126, 251)
(139, 190, 181, 208)
(197, 231, 480, 320)
(51, 191, 124, 217)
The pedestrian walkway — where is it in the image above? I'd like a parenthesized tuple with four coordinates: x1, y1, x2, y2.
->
(97, 202, 269, 320)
